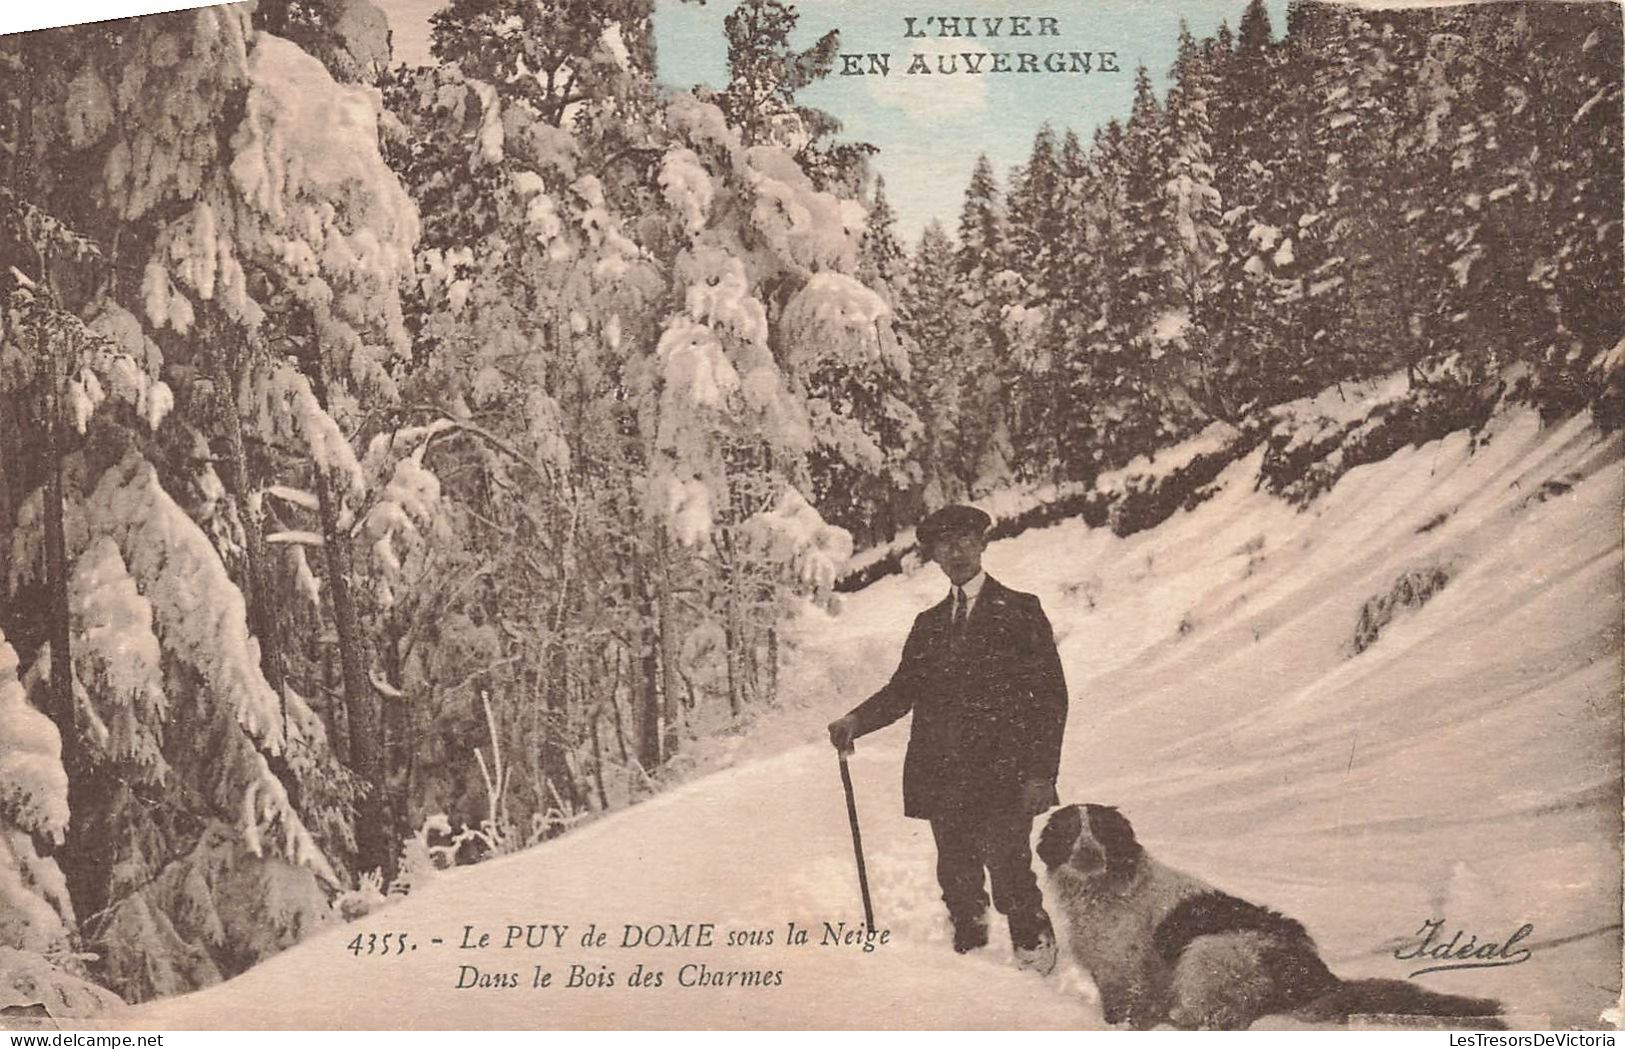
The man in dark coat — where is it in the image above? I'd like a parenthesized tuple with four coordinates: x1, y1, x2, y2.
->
(828, 504, 1068, 973)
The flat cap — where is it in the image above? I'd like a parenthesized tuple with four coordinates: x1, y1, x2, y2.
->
(917, 504, 992, 546)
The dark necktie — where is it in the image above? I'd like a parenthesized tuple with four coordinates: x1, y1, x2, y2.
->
(951, 586, 968, 640)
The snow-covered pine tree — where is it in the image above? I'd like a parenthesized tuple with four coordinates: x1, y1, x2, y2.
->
(1, 2, 419, 999)
(1007, 126, 1066, 304)
(1417, 5, 1623, 411)
(714, 0, 872, 192)
(1314, 10, 1417, 386)
(718, 0, 837, 148)
(952, 154, 1016, 493)
(858, 175, 907, 294)
(1211, 0, 1273, 216)
(902, 221, 969, 506)
(1162, 23, 1229, 420)
(1065, 119, 1135, 472)
(815, 172, 920, 548)
(1004, 125, 1068, 478)
(1195, 0, 1337, 410)
(648, 92, 889, 718)
(1044, 129, 1108, 481)
(0, 627, 121, 1016)
(384, 0, 671, 828)
(1101, 64, 1199, 455)
(381, 0, 890, 833)
(1121, 65, 1171, 332)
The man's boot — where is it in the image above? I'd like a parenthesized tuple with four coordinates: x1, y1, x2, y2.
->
(1011, 913, 1057, 975)
(952, 913, 989, 954)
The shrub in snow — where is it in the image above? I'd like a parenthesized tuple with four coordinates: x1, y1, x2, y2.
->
(63, 454, 340, 1001)
(93, 823, 331, 1002)
(0, 947, 123, 1019)
(1352, 567, 1451, 655)
(1097, 421, 1252, 538)
(1261, 375, 1500, 506)
(332, 869, 387, 922)
(0, 633, 71, 955)
(741, 488, 854, 593)
(0, 634, 121, 1016)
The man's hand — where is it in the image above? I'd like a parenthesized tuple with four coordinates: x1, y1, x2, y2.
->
(828, 715, 858, 753)
(1020, 778, 1054, 816)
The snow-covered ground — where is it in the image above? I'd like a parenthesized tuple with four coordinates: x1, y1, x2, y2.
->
(121, 408, 1621, 1030)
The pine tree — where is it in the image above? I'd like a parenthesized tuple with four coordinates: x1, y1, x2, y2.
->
(1002, 126, 1069, 476)
(1212, 0, 1275, 233)
(957, 154, 1005, 285)
(714, 0, 872, 190)
(1, 4, 416, 998)
(0, 628, 70, 955)
(1239, 0, 1273, 52)
(1121, 65, 1170, 327)
(902, 221, 967, 505)
(820, 172, 919, 546)
(1044, 129, 1105, 480)
(0, 627, 119, 1014)
(1066, 119, 1134, 470)
(952, 154, 1015, 492)
(1105, 65, 1195, 449)
(719, 0, 836, 145)
(1163, 22, 1229, 418)
(858, 175, 906, 295)
(1315, 9, 1422, 384)
(387, 0, 886, 813)
(429, 0, 653, 126)
(1007, 125, 1066, 302)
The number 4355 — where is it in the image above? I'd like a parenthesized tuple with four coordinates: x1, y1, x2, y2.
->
(347, 932, 412, 955)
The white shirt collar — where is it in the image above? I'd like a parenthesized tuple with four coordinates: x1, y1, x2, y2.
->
(954, 570, 988, 608)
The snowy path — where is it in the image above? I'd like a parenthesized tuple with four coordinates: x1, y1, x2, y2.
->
(126, 409, 1621, 1029)
(126, 740, 1091, 1028)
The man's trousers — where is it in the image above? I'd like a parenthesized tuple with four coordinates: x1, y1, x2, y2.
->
(930, 808, 1053, 949)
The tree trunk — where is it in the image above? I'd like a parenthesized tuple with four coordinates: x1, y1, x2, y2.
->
(203, 317, 315, 821)
(325, 630, 349, 763)
(0, 389, 12, 595)
(589, 708, 609, 812)
(610, 664, 630, 767)
(719, 533, 744, 717)
(208, 322, 289, 723)
(656, 532, 680, 756)
(40, 323, 74, 764)
(380, 614, 408, 840)
(767, 625, 779, 701)
(37, 320, 112, 929)
(542, 512, 576, 821)
(306, 348, 391, 881)
(632, 546, 661, 772)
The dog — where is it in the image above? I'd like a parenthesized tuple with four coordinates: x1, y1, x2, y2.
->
(1037, 804, 1505, 1030)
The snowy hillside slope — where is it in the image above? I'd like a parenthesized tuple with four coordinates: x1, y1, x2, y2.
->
(120, 407, 1621, 1030)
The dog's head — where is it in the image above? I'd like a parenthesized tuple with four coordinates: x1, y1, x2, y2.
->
(1038, 803, 1144, 882)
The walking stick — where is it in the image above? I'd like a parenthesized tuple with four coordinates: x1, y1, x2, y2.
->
(837, 746, 876, 931)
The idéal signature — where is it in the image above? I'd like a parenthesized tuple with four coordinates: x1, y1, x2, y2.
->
(1394, 918, 1534, 977)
